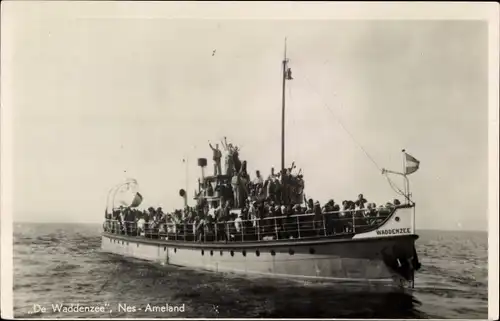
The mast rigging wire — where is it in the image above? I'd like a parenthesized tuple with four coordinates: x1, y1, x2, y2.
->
(301, 73, 382, 172)
(300, 72, 408, 199)
(386, 175, 407, 198)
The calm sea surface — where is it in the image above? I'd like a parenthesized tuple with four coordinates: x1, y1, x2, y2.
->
(12, 223, 487, 318)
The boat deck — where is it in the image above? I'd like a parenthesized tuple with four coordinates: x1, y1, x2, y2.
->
(103, 205, 413, 246)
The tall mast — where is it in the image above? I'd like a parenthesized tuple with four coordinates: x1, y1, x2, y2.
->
(281, 38, 287, 175)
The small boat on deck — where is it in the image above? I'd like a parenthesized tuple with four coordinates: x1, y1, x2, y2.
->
(100, 39, 422, 289)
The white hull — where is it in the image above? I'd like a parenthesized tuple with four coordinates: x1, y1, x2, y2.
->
(101, 234, 415, 286)
(101, 207, 419, 288)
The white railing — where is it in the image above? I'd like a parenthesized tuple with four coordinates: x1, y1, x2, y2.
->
(103, 205, 407, 243)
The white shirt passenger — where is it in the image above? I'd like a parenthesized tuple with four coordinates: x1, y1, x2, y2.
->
(234, 216, 243, 232)
(208, 207, 216, 219)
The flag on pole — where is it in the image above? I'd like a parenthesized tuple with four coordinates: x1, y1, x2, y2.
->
(405, 152, 420, 175)
(130, 192, 143, 208)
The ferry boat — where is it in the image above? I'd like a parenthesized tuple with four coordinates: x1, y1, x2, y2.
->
(101, 40, 422, 289)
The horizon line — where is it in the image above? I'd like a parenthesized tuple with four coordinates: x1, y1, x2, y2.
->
(11, 221, 487, 233)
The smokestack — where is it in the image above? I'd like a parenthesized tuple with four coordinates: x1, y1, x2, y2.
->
(198, 158, 207, 182)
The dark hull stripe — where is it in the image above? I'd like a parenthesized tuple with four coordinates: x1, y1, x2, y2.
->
(101, 232, 418, 249)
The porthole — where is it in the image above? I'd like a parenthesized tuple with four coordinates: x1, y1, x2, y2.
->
(201, 250, 204, 256)
(271, 250, 276, 256)
(242, 250, 246, 257)
(230, 250, 234, 257)
(220, 250, 223, 256)
(256, 250, 260, 257)
(210, 250, 214, 256)
(395, 216, 400, 222)
(309, 248, 315, 254)
(289, 249, 295, 255)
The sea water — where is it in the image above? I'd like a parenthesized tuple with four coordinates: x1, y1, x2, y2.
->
(13, 223, 487, 318)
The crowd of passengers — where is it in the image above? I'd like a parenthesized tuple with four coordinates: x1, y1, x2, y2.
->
(104, 191, 402, 242)
(104, 137, 403, 241)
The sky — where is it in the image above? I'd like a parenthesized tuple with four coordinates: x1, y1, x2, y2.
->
(2, 3, 492, 231)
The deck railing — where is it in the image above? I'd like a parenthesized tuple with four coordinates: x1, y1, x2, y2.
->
(103, 206, 403, 243)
